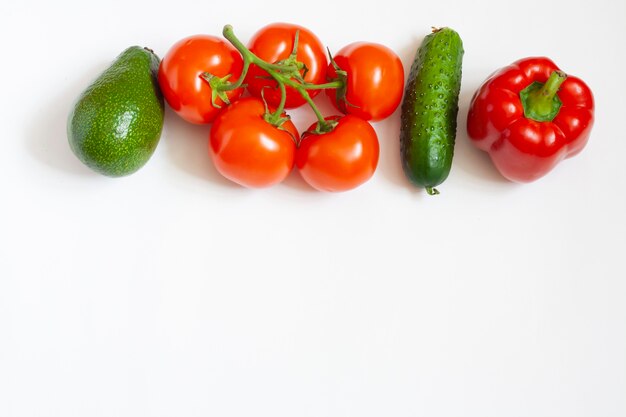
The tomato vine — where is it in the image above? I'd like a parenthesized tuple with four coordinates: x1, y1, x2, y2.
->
(202, 24, 344, 133)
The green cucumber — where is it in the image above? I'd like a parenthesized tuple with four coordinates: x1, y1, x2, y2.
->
(400, 27, 464, 195)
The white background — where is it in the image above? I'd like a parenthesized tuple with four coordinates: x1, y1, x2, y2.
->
(1, 0, 625, 416)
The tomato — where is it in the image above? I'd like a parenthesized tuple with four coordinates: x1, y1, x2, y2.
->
(209, 97, 298, 188)
(296, 115, 379, 192)
(158, 35, 244, 124)
(245, 23, 327, 109)
(326, 42, 404, 121)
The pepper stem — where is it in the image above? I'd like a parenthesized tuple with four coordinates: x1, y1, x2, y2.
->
(519, 70, 567, 122)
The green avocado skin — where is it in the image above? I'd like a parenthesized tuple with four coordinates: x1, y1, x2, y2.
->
(400, 28, 463, 192)
(68, 46, 164, 177)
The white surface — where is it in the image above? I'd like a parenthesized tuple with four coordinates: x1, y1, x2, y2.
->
(1, 0, 625, 416)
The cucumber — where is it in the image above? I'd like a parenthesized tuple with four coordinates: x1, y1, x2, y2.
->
(400, 27, 464, 195)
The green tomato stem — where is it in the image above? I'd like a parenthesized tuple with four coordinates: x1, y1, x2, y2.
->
(265, 75, 288, 123)
(302, 80, 343, 90)
(221, 25, 298, 87)
(217, 24, 343, 130)
(295, 85, 332, 131)
(219, 25, 292, 91)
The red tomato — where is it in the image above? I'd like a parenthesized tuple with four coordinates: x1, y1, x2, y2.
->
(326, 42, 404, 121)
(245, 23, 327, 109)
(158, 35, 244, 124)
(209, 97, 298, 188)
(296, 115, 379, 192)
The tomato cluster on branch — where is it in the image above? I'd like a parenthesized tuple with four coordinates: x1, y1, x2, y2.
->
(158, 23, 404, 191)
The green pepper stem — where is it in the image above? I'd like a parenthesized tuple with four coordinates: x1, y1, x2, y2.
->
(520, 70, 567, 122)
(531, 70, 566, 114)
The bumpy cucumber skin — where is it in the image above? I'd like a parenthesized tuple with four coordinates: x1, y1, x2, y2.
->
(400, 28, 463, 194)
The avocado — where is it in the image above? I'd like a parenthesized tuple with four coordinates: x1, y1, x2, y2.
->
(400, 28, 464, 195)
(68, 46, 164, 177)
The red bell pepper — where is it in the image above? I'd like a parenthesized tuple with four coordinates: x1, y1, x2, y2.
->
(467, 57, 594, 182)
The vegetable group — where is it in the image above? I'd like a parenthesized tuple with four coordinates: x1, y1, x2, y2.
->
(466, 57, 594, 182)
(158, 23, 401, 191)
(67, 22, 595, 193)
(400, 27, 464, 195)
